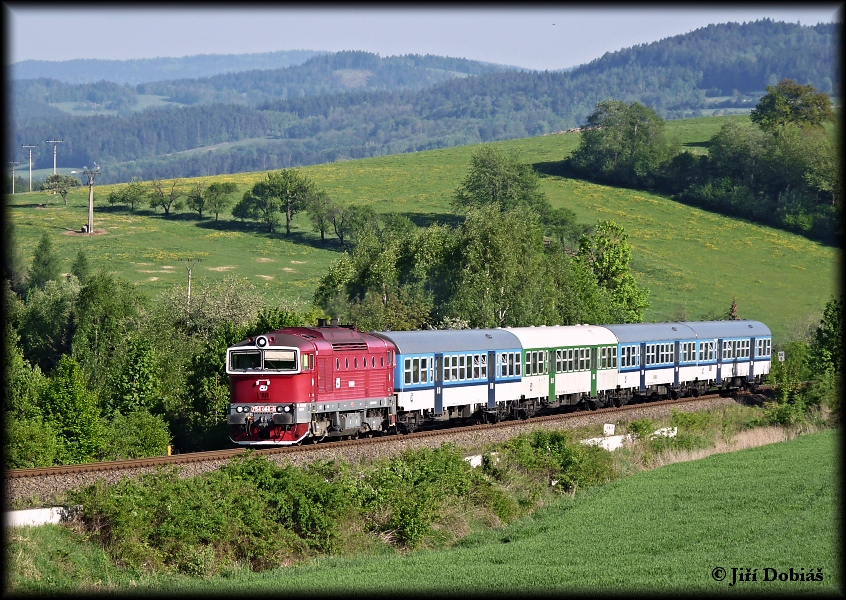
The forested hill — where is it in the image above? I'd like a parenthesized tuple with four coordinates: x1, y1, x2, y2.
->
(10, 50, 328, 85)
(8, 19, 838, 184)
(572, 20, 837, 96)
(134, 52, 516, 106)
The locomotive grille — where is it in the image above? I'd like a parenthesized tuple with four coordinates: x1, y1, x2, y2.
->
(331, 342, 369, 351)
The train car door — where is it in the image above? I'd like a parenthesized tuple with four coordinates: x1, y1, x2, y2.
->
(716, 338, 723, 384)
(487, 351, 496, 409)
(435, 353, 444, 415)
(548, 350, 556, 403)
(639, 342, 647, 392)
(590, 347, 598, 397)
(674, 341, 680, 388)
(749, 337, 756, 380)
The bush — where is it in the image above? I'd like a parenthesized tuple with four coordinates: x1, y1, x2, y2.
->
(626, 418, 655, 438)
(358, 444, 488, 547)
(669, 409, 713, 432)
(99, 410, 172, 461)
(497, 429, 617, 492)
(4, 416, 60, 468)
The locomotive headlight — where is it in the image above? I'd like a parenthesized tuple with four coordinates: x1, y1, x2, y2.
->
(235, 406, 242, 413)
(256, 336, 268, 348)
(276, 406, 284, 412)
(283, 405, 291, 413)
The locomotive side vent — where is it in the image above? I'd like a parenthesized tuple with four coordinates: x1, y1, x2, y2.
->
(331, 342, 369, 351)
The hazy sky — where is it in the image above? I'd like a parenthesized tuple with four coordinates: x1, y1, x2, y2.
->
(5, 6, 842, 71)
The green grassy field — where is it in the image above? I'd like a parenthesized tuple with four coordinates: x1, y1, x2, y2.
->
(6, 114, 839, 340)
(6, 429, 838, 594)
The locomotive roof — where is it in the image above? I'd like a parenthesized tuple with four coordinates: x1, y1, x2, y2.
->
(602, 322, 699, 343)
(372, 328, 521, 354)
(504, 325, 618, 348)
(681, 320, 771, 339)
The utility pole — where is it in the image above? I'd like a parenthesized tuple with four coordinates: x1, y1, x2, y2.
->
(21, 144, 38, 192)
(82, 166, 101, 235)
(45, 140, 63, 175)
(7, 161, 21, 194)
(178, 258, 202, 319)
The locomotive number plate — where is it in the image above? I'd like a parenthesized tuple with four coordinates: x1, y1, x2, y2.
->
(252, 405, 275, 413)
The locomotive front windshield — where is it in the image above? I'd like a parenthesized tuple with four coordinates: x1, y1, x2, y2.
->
(229, 349, 298, 372)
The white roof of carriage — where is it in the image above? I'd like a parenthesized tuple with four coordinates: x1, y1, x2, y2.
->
(503, 325, 618, 349)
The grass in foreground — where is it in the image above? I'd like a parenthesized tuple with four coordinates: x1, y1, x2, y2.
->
(6, 428, 838, 595)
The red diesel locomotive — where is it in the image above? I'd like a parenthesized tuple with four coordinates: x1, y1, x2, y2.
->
(226, 325, 397, 445)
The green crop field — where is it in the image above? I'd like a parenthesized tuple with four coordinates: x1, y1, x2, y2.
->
(6, 114, 839, 340)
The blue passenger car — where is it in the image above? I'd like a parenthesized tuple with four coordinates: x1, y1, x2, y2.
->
(604, 322, 699, 398)
(682, 320, 772, 388)
(373, 329, 522, 429)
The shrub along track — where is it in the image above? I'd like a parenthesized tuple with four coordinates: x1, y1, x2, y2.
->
(5, 391, 767, 508)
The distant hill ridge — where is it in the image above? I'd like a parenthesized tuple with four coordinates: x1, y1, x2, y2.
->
(7, 19, 838, 184)
(11, 49, 329, 85)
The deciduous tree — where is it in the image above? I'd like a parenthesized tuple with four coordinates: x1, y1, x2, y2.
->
(577, 220, 649, 323)
(148, 179, 185, 216)
(40, 354, 103, 464)
(750, 79, 835, 133)
(107, 177, 146, 212)
(306, 190, 335, 242)
(186, 180, 207, 219)
(42, 174, 80, 205)
(453, 145, 549, 216)
(204, 182, 238, 221)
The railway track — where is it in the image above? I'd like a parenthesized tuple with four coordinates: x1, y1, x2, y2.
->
(6, 389, 762, 481)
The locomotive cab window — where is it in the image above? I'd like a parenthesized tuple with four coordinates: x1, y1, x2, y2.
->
(264, 349, 297, 371)
(230, 350, 262, 371)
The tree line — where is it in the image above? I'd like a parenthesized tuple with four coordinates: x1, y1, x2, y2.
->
(563, 80, 840, 245)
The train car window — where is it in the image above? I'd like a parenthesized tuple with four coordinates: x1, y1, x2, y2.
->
(372, 356, 376, 368)
(420, 357, 428, 383)
(404, 358, 412, 385)
(362, 356, 367, 369)
(645, 344, 656, 366)
(611, 346, 618, 368)
(301, 353, 310, 370)
(480, 354, 487, 378)
(722, 341, 732, 360)
(354, 357, 358, 369)
(336, 358, 340, 370)
(381, 356, 385, 368)
(458, 355, 465, 380)
(451, 355, 459, 381)
(264, 349, 297, 371)
(412, 357, 420, 384)
(231, 351, 262, 371)
(515, 352, 522, 376)
(345, 357, 350, 369)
